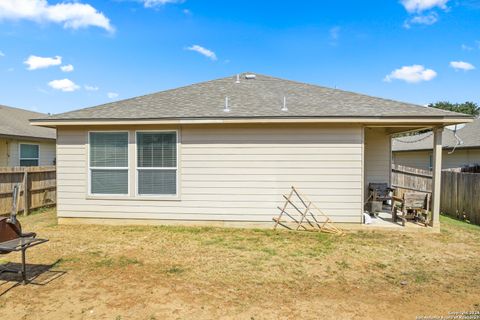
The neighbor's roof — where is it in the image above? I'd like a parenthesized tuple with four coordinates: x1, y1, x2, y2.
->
(31, 73, 471, 124)
(0, 104, 56, 140)
(392, 118, 480, 152)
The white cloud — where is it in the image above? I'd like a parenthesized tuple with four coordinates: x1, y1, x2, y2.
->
(461, 44, 473, 51)
(330, 26, 340, 40)
(401, 0, 449, 27)
(48, 78, 80, 92)
(404, 12, 438, 28)
(24, 55, 62, 70)
(187, 45, 217, 61)
(401, 0, 449, 13)
(84, 85, 99, 91)
(384, 65, 437, 83)
(142, 0, 183, 8)
(0, 0, 113, 32)
(329, 26, 341, 46)
(107, 92, 119, 99)
(0, 51, 4, 57)
(450, 61, 475, 71)
(60, 64, 74, 72)
(37, 87, 50, 95)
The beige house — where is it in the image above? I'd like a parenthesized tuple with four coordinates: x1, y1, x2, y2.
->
(0, 104, 56, 167)
(392, 118, 480, 170)
(31, 73, 472, 227)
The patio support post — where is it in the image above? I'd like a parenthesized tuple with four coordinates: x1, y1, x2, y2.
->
(431, 127, 443, 228)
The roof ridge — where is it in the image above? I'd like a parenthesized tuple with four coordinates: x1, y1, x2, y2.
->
(0, 104, 48, 116)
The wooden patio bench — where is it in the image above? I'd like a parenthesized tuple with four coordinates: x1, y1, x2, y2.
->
(392, 192, 431, 227)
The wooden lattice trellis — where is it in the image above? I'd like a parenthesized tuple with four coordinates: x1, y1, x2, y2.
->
(272, 186, 343, 235)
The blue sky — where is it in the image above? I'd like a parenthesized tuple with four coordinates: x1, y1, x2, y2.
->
(0, 0, 479, 114)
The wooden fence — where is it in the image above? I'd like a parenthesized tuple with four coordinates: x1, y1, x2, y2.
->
(0, 166, 56, 216)
(391, 164, 480, 225)
(440, 171, 480, 225)
(447, 165, 480, 173)
(391, 164, 432, 199)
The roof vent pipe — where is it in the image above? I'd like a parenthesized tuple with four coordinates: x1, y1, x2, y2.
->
(281, 96, 288, 111)
(235, 74, 240, 84)
(224, 96, 230, 112)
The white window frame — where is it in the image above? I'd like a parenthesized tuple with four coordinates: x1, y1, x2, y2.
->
(135, 130, 179, 198)
(19, 143, 40, 166)
(88, 131, 130, 197)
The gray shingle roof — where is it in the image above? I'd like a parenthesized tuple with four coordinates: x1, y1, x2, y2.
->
(0, 105, 56, 140)
(392, 118, 480, 151)
(34, 73, 470, 122)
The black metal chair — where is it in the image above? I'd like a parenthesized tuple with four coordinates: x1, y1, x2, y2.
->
(0, 185, 48, 284)
(367, 183, 396, 213)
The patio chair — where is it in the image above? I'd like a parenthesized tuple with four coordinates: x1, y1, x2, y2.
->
(0, 185, 48, 284)
(392, 192, 430, 227)
(367, 183, 395, 213)
(368, 183, 395, 202)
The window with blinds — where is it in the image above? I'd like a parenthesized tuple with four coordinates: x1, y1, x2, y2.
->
(20, 144, 39, 166)
(136, 131, 177, 195)
(89, 132, 129, 195)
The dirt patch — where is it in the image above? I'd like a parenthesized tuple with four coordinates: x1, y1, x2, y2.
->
(1, 209, 480, 319)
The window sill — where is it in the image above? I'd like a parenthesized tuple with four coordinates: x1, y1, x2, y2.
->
(86, 195, 181, 201)
(134, 195, 181, 201)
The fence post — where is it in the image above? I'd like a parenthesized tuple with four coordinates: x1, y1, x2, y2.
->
(23, 170, 29, 216)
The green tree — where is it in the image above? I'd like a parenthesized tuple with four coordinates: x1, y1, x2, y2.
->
(428, 101, 479, 117)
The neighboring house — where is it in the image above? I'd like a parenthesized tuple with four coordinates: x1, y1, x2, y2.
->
(392, 118, 480, 170)
(0, 104, 56, 167)
(31, 73, 471, 227)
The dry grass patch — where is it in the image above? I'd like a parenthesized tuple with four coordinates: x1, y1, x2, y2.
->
(0, 209, 479, 319)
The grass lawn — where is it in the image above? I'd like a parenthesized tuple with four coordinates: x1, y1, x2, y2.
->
(1, 208, 480, 319)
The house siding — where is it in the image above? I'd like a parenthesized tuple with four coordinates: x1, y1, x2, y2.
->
(393, 149, 480, 170)
(56, 124, 364, 224)
(0, 138, 56, 167)
(364, 127, 391, 199)
(0, 139, 8, 166)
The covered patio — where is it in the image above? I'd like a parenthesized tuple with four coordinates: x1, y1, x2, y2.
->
(363, 125, 445, 231)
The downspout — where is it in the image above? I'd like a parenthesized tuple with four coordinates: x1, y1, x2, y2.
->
(6, 140, 10, 166)
(448, 126, 464, 155)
